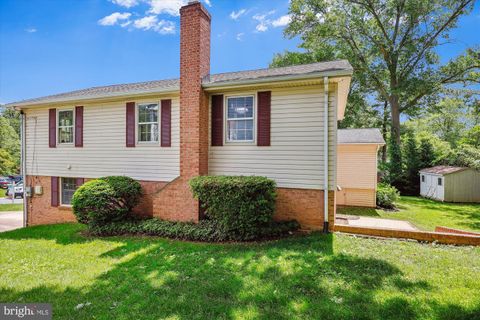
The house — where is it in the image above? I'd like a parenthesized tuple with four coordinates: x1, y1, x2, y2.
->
(420, 166, 480, 203)
(337, 128, 385, 207)
(8, 1, 354, 231)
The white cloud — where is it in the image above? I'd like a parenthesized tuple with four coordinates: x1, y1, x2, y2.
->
(110, 0, 138, 8)
(271, 14, 290, 27)
(25, 28, 37, 33)
(98, 12, 132, 26)
(236, 32, 244, 41)
(253, 10, 275, 32)
(147, 0, 187, 16)
(255, 23, 268, 32)
(133, 15, 175, 34)
(230, 9, 246, 20)
(203, 0, 211, 7)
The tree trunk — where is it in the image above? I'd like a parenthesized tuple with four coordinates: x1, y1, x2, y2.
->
(381, 100, 388, 163)
(389, 94, 401, 145)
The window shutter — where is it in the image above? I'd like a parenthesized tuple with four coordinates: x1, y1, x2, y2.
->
(161, 99, 171, 147)
(211, 94, 223, 146)
(76, 177, 84, 187)
(75, 106, 83, 147)
(126, 102, 135, 147)
(49, 108, 56, 148)
(51, 177, 59, 207)
(257, 91, 271, 146)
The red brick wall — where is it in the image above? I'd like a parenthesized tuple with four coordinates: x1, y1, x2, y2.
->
(274, 188, 335, 230)
(25, 175, 167, 226)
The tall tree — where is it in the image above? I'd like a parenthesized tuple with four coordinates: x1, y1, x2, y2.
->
(403, 133, 420, 195)
(284, 0, 480, 144)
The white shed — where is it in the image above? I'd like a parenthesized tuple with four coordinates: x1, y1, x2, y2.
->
(420, 166, 480, 203)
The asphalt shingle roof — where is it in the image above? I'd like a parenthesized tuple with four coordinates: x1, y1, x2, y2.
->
(7, 60, 352, 107)
(337, 128, 385, 145)
(419, 166, 468, 175)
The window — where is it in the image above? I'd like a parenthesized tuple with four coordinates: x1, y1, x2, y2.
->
(226, 96, 254, 142)
(438, 177, 442, 186)
(421, 175, 425, 182)
(58, 110, 74, 144)
(138, 103, 159, 142)
(61, 178, 78, 205)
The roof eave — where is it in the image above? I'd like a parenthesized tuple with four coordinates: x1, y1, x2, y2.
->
(8, 87, 180, 109)
(202, 69, 353, 90)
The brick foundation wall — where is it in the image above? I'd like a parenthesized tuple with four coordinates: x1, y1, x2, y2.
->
(25, 175, 167, 226)
(274, 188, 335, 230)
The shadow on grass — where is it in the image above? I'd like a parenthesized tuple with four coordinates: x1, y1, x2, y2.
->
(0, 225, 478, 319)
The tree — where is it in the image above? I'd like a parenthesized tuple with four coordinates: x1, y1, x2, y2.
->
(0, 117, 20, 170)
(403, 133, 420, 195)
(284, 0, 480, 145)
(418, 138, 436, 169)
(0, 149, 16, 175)
(387, 133, 403, 189)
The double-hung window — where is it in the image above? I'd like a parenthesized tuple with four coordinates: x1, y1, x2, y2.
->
(58, 110, 74, 144)
(138, 103, 159, 143)
(226, 96, 254, 142)
(438, 177, 442, 186)
(61, 177, 78, 206)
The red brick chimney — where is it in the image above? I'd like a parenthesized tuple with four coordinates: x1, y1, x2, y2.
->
(180, 0, 211, 177)
(152, 0, 211, 222)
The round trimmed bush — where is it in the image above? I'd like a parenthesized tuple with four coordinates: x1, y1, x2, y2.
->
(72, 176, 142, 226)
(376, 183, 400, 209)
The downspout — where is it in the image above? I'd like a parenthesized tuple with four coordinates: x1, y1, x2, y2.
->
(323, 76, 329, 233)
(20, 110, 27, 227)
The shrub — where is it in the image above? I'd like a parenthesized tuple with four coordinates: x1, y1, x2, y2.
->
(189, 176, 277, 240)
(72, 176, 142, 226)
(89, 217, 300, 242)
(376, 183, 400, 209)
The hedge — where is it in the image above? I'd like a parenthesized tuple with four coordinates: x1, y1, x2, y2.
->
(189, 175, 277, 240)
(376, 183, 400, 209)
(89, 218, 300, 242)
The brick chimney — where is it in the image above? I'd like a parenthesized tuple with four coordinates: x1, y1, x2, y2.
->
(152, 1, 211, 222)
(179, 0, 211, 177)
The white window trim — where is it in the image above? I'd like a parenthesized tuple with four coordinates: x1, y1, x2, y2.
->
(60, 177, 77, 207)
(57, 108, 75, 146)
(136, 102, 160, 145)
(224, 94, 256, 144)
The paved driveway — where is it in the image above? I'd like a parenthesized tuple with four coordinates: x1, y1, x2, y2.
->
(0, 211, 23, 232)
(0, 197, 23, 205)
(336, 214, 419, 231)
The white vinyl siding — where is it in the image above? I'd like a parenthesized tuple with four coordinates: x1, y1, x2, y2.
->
(209, 84, 337, 190)
(25, 96, 180, 181)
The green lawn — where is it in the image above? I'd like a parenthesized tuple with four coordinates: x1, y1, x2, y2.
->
(0, 224, 479, 319)
(0, 188, 6, 198)
(338, 196, 480, 232)
(0, 188, 23, 212)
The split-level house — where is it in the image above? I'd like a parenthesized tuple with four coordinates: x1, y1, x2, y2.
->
(8, 1, 356, 231)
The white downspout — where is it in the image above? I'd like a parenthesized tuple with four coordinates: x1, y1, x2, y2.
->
(21, 111, 27, 227)
(323, 76, 329, 233)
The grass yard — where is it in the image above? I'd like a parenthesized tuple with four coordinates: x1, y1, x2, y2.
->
(0, 188, 23, 212)
(0, 188, 6, 198)
(0, 224, 479, 319)
(338, 196, 480, 232)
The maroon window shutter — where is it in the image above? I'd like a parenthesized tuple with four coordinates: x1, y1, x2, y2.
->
(161, 99, 171, 147)
(49, 108, 56, 148)
(76, 177, 84, 187)
(126, 102, 135, 147)
(51, 177, 59, 207)
(75, 106, 84, 147)
(257, 91, 271, 146)
(211, 94, 223, 146)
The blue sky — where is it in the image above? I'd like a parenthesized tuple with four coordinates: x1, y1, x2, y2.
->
(0, 0, 478, 103)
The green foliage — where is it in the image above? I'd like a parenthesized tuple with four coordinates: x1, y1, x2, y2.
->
(189, 176, 277, 240)
(403, 134, 421, 195)
(89, 218, 299, 242)
(387, 134, 403, 189)
(446, 144, 480, 170)
(418, 138, 436, 169)
(0, 148, 16, 176)
(460, 125, 480, 147)
(72, 176, 142, 226)
(0, 117, 20, 173)
(376, 183, 400, 209)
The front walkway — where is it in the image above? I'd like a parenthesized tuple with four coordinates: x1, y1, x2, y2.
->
(0, 211, 23, 232)
(336, 214, 419, 231)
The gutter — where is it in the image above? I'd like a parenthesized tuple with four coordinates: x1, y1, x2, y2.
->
(323, 76, 329, 233)
(202, 69, 353, 90)
(20, 111, 27, 227)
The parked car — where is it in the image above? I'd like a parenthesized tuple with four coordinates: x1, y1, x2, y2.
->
(7, 183, 23, 199)
(0, 177, 11, 189)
